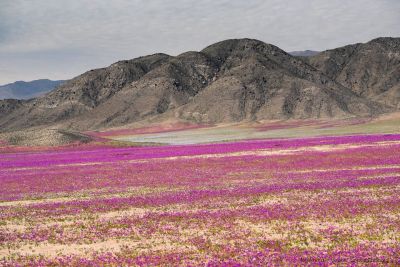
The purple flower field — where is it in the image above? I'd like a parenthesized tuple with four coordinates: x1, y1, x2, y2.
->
(1, 134, 400, 266)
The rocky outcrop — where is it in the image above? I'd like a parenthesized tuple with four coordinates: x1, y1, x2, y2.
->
(308, 37, 400, 108)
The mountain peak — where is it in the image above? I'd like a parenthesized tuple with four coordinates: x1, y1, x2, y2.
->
(201, 38, 281, 54)
(1, 37, 398, 132)
(368, 36, 399, 43)
(367, 37, 400, 49)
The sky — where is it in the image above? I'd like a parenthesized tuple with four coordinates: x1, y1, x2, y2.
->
(0, 0, 399, 85)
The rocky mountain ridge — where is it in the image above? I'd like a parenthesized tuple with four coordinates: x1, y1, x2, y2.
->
(0, 37, 398, 132)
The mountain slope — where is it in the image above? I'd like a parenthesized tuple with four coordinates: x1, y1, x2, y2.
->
(174, 39, 382, 123)
(0, 79, 65, 100)
(308, 37, 400, 108)
(88, 39, 384, 127)
(0, 38, 396, 132)
(0, 54, 171, 130)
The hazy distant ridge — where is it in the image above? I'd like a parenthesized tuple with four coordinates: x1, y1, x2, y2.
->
(289, 50, 319, 57)
(0, 79, 65, 100)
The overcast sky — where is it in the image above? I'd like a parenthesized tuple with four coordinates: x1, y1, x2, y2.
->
(1, 0, 399, 85)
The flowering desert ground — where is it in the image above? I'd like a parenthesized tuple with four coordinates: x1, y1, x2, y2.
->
(2, 0, 400, 265)
(1, 115, 400, 266)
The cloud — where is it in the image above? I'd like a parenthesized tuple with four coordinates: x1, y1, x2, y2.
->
(0, 0, 399, 84)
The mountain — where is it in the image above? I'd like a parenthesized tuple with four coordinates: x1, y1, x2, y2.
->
(0, 79, 65, 100)
(0, 37, 398, 133)
(307, 37, 400, 109)
(289, 50, 319, 57)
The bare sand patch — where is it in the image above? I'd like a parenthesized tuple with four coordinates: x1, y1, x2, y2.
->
(0, 186, 182, 207)
(0, 237, 195, 258)
(289, 164, 400, 174)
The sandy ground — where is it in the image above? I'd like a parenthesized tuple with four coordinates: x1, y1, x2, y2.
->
(1, 112, 399, 146)
(110, 113, 400, 145)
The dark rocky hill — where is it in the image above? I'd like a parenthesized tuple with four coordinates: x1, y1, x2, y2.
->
(308, 37, 400, 108)
(1, 38, 398, 132)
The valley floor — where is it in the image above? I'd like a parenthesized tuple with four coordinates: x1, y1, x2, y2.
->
(92, 113, 400, 145)
(1, 132, 400, 266)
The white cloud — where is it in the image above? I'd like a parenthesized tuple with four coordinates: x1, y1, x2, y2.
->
(0, 0, 399, 84)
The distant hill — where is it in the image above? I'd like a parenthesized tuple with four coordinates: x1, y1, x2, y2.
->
(0, 79, 65, 100)
(0, 37, 399, 132)
(289, 50, 319, 57)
